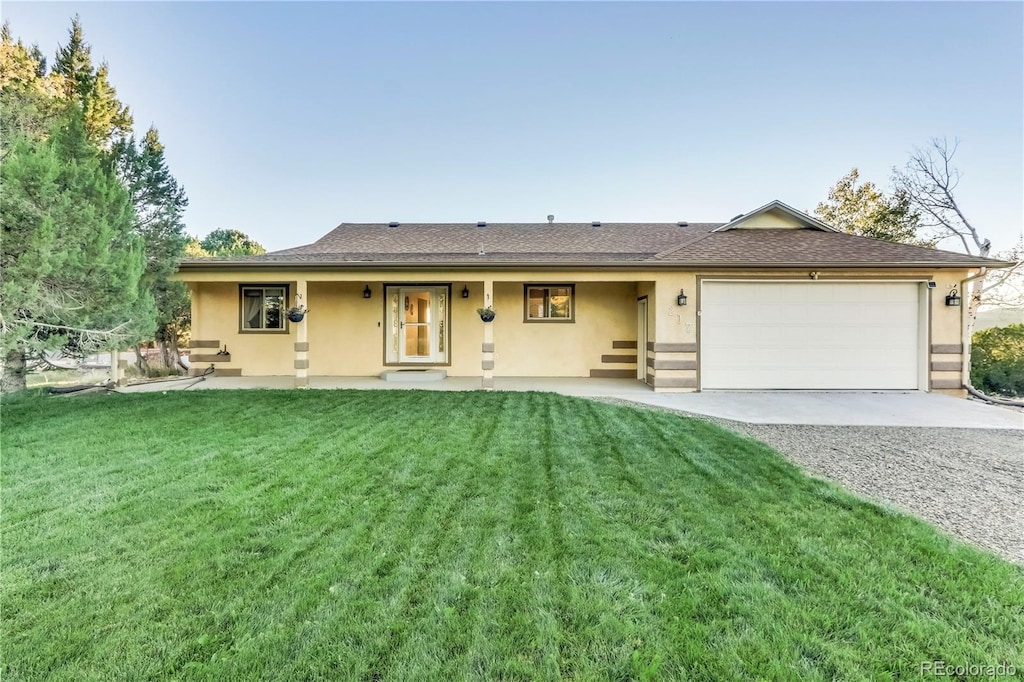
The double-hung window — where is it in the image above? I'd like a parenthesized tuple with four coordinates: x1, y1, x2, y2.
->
(525, 284, 574, 322)
(240, 285, 287, 331)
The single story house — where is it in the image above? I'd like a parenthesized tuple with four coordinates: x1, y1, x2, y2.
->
(176, 200, 1008, 394)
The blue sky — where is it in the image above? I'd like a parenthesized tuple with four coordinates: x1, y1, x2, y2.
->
(5, 1, 1022, 252)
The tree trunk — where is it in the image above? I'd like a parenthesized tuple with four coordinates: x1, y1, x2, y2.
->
(134, 343, 151, 375)
(156, 323, 184, 374)
(963, 274, 985, 387)
(1, 348, 27, 393)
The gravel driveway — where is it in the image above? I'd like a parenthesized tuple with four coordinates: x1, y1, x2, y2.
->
(600, 399, 1024, 566)
(730, 423, 1023, 566)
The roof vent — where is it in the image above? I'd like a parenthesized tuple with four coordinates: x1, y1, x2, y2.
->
(731, 214, 744, 221)
(547, 214, 554, 224)
(677, 221, 688, 227)
(591, 221, 601, 227)
(477, 250, 486, 256)
(477, 221, 487, 227)
(388, 221, 400, 227)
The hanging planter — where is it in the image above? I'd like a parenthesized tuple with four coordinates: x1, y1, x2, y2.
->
(287, 306, 308, 323)
(476, 306, 496, 323)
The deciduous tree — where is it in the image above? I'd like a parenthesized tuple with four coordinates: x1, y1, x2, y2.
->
(892, 138, 1023, 323)
(200, 229, 266, 256)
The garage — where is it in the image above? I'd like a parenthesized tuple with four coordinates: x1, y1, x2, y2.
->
(699, 281, 924, 390)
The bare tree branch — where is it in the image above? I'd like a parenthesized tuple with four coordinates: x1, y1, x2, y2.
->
(893, 138, 990, 257)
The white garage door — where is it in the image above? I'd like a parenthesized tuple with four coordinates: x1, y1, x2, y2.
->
(700, 281, 922, 390)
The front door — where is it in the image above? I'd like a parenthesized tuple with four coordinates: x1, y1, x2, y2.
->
(386, 286, 449, 364)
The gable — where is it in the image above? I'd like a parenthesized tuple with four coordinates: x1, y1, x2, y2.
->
(724, 208, 814, 229)
(712, 200, 837, 233)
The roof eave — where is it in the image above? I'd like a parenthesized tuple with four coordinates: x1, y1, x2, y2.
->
(176, 259, 1010, 271)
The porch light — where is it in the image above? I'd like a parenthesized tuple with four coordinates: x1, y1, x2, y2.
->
(677, 289, 688, 306)
(363, 285, 372, 299)
(945, 288, 961, 307)
(461, 285, 470, 299)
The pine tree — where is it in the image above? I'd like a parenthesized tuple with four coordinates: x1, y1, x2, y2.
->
(51, 15, 94, 101)
(815, 168, 931, 246)
(112, 127, 189, 371)
(83, 63, 133, 147)
(1, 107, 154, 391)
(51, 16, 132, 147)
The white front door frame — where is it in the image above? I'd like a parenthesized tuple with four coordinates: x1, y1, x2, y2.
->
(385, 285, 450, 365)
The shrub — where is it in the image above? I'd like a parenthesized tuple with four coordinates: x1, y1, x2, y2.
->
(971, 323, 1024, 397)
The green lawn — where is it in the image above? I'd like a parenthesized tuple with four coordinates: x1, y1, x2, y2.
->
(2, 390, 1021, 680)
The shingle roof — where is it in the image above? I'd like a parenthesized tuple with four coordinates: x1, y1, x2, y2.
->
(179, 221, 1008, 269)
(652, 229, 997, 265)
(274, 222, 715, 256)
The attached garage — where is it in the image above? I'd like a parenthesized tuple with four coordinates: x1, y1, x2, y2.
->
(699, 281, 925, 390)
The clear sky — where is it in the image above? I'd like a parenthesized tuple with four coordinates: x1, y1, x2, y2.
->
(5, 1, 1022, 253)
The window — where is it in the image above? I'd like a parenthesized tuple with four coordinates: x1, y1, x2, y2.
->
(525, 285, 574, 322)
(240, 285, 287, 331)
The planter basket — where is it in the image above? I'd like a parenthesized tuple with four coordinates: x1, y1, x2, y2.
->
(287, 309, 306, 323)
(478, 309, 496, 323)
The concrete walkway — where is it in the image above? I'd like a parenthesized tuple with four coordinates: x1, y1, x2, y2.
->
(188, 375, 1023, 430)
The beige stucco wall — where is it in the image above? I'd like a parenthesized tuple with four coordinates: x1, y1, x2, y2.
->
(190, 278, 641, 378)
(491, 281, 637, 377)
(190, 282, 294, 375)
(184, 267, 973, 392)
(727, 209, 808, 229)
(928, 272, 970, 395)
(305, 282, 484, 376)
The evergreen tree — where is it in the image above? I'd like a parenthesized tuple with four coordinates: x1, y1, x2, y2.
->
(51, 15, 94, 100)
(112, 127, 189, 371)
(83, 63, 133, 147)
(1, 22, 61, 145)
(51, 16, 132, 147)
(1, 108, 154, 391)
(815, 168, 931, 246)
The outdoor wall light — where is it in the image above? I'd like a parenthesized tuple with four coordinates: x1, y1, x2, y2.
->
(945, 288, 961, 307)
(363, 285, 372, 299)
(677, 289, 688, 306)
(461, 285, 470, 299)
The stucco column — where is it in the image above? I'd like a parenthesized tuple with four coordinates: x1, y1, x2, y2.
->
(189, 283, 200, 340)
(109, 346, 121, 385)
(481, 279, 494, 389)
(294, 279, 309, 388)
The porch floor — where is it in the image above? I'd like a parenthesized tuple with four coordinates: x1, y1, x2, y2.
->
(193, 375, 651, 397)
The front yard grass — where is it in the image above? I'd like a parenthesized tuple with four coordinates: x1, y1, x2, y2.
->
(2, 390, 1021, 680)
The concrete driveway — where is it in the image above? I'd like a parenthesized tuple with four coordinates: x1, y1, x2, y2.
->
(617, 390, 1024, 429)
(189, 376, 1022, 429)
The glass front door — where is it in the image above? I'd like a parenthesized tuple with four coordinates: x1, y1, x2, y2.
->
(386, 286, 448, 364)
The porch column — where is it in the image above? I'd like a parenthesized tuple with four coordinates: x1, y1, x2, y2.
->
(294, 279, 309, 388)
(481, 279, 494, 390)
(109, 346, 122, 386)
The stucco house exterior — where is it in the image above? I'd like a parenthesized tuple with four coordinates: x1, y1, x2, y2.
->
(175, 201, 1007, 394)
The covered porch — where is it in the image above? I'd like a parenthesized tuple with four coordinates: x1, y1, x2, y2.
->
(184, 271, 700, 392)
